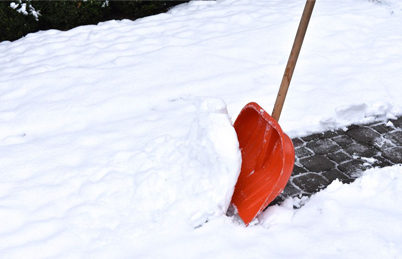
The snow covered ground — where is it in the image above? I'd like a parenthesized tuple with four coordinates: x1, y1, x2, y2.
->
(1, 0, 402, 258)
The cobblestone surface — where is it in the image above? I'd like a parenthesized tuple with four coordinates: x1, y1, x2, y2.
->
(272, 116, 402, 205)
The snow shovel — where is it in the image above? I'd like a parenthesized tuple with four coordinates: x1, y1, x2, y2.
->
(230, 0, 316, 225)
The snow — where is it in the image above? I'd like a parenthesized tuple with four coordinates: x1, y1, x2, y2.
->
(10, 1, 40, 20)
(1, 0, 402, 258)
(259, 165, 402, 258)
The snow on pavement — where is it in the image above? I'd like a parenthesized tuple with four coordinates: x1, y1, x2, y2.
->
(0, 0, 402, 258)
(146, 165, 402, 259)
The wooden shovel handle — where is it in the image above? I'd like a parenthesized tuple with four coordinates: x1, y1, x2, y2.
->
(272, 0, 316, 122)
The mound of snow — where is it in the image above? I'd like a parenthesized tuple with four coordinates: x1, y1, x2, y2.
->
(0, 97, 241, 258)
(258, 165, 402, 258)
(131, 165, 402, 259)
(131, 97, 241, 228)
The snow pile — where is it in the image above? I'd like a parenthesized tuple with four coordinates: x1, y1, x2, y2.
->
(259, 165, 402, 258)
(0, 96, 241, 258)
(135, 166, 402, 259)
(129, 97, 241, 228)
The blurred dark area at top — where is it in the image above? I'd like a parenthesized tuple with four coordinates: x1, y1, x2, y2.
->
(0, 1, 192, 42)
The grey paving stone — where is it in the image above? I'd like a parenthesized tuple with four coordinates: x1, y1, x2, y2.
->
(332, 134, 356, 148)
(327, 150, 352, 164)
(295, 147, 314, 159)
(383, 131, 402, 146)
(347, 126, 380, 144)
(292, 173, 329, 193)
(372, 136, 397, 150)
(321, 129, 344, 139)
(273, 188, 313, 206)
(372, 123, 395, 134)
(371, 155, 394, 167)
(390, 117, 402, 128)
(339, 178, 356, 184)
(382, 147, 402, 164)
(292, 164, 308, 175)
(346, 124, 360, 131)
(338, 159, 370, 174)
(306, 138, 340, 155)
(301, 129, 343, 142)
(301, 133, 322, 142)
(321, 169, 348, 183)
(270, 181, 303, 205)
(344, 143, 378, 157)
(269, 195, 285, 206)
(281, 181, 302, 197)
(292, 138, 304, 148)
(280, 116, 402, 204)
(300, 155, 336, 172)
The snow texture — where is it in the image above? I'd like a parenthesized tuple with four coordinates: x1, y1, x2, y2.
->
(1, 0, 402, 258)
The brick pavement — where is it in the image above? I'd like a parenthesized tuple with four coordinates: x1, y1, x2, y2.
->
(272, 116, 402, 205)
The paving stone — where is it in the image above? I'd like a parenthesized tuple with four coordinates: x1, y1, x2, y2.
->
(292, 164, 308, 176)
(390, 117, 402, 128)
(339, 178, 356, 184)
(332, 134, 356, 148)
(281, 181, 302, 197)
(269, 181, 303, 205)
(382, 147, 402, 164)
(372, 136, 397, 150)
(347, 126, 381, 144)
(292, 138, 304, 148)
(347, 124, 360, 131)
(306, 138, 340, 155)
(269, 195, 285, 206)
(371, 155, 394, 167)
(269, 180, 304, 206)
(338, 159, 370, 174)
(383, 131, 402, 146)
(321, 169, 348, 183)
(295, 147, 314, 159)
(277, 115, 402, 204)
(321, 129, 344, 139)
(292, 173, 329, 193)
(344, 143, 378, 157)
(327, 150, 352, 164)
(301, 133, 322, 142)
(300, 155, 336, 172)
(372, 123, 395, 134)
(301, 129, 343, 142)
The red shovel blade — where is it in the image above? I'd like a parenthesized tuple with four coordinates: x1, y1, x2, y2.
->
(231, 102, 295, 225)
